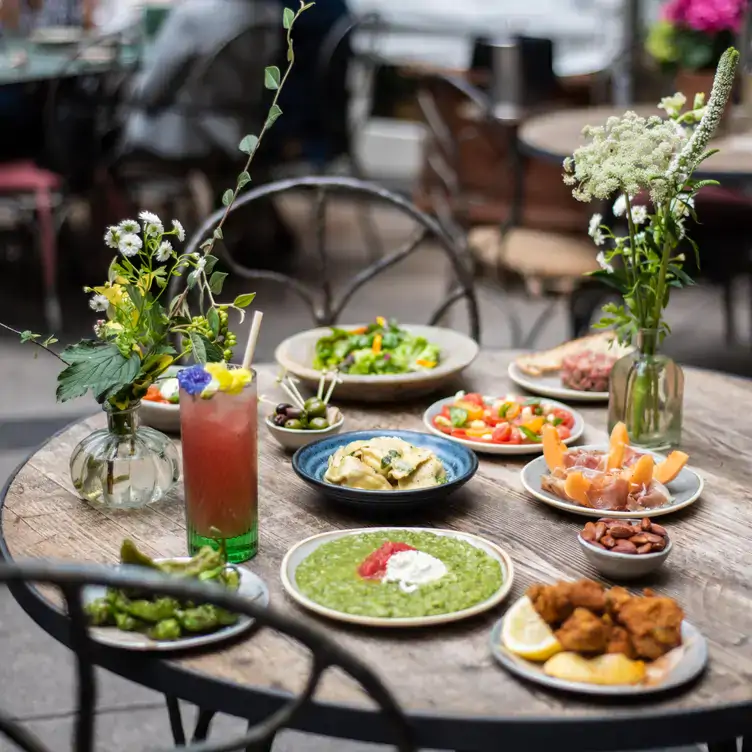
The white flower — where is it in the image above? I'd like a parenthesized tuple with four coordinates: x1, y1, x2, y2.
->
(104, 226, 120, 249)
(612, 194, 626, 217)
(118, 233, 142, 257)
(192, 252, 201, 258)
(144, 221, 163, 237)
(588, 213, 602, 238)
(171, 219, 185, 242)
(156, 240, 173, 262)
(631, 205, 648, 225)
(139, 210, 161, 225)
(673, 193, 695, 218)
(195, 256, 206, 273)
(592, 229, 605, 247)
(596, 251, 614, 273)
(89, 294, 109, 312)
(658, 92, 686, 118)
(118, 219, 140, 234)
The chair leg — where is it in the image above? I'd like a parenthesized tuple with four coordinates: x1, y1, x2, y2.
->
(721, 279, 737, 345)
(36, 188, 62, 332)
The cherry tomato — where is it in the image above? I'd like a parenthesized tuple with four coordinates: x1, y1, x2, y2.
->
(462, 392, 484, 406)
(451, 429, 468, 439)
(441, 405, 452, 419)
(433, 418, 452, 434)
(506, 426, 522, 444)
(492, 423, 511, 443)
(551, 408, 575, 429)
(556, 425, 571, 440)
(144, 385, 166, 403)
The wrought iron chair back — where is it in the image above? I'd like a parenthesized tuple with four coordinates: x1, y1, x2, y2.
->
(169, 175, 481, 341)
(0, 560, 415, 752)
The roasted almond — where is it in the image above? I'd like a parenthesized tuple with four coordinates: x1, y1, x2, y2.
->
(609, 525, 635, 539)
(641, 517, 652, 531)
(649, 537, 667, 551)
(601, 535, 616, 548)
(650, 523, 667, 537)
(611, 540, 638, 555)
(594, 521, 607, 542)
(582, 522, 597, 542)
(642, 532, 665, 544)
(629, 533, 650, 545)
(636, 543, 653, 554)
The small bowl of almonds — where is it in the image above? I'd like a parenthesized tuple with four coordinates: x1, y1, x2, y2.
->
(578, 518, 672, 580)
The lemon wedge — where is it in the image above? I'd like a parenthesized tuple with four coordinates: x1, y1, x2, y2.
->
(501, 596, 563, 662)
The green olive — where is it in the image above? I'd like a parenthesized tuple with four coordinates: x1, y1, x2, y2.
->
(284, 419, 304, 430)
(308, 417, 330, 431)
(303, 398, 327, 418)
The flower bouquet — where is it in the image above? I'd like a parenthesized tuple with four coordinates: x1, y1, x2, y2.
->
(1, 2, 312, 509)
(564, 47, 739, 448)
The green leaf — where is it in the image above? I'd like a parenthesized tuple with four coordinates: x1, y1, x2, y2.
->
(20, 330, 40, 343)
(237, 171, 251, 189)
(265, 104, 282, 129)
(207, 308, 220, 338)
(221, 190, 234, 207)
(239, 135, 258, 155)
(668, 264, 695, 287)
(264, 66, 281, 90)
(449, 406, 468, 427)
(42, 336, 58, 347)
(282, 6, 294, 28)
(209, 271, 228, 295)
(213, 227, 224, 241)
(200, 239, 213, 250)
(126, 284, 143, 311)
(57, 341, 141, 404)
(233, 293, 256, 308)
(204, 255, 218, 276)
(519, 426, 542, 443)
(187, 271, 198, 290)
(587, 269, 628, 294)
(189, 332, 224, 364)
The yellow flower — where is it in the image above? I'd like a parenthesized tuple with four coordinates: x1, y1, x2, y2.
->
(227, 368, 252, 395)
(92, 283, 125, 308)
(205, 362, 234, 392)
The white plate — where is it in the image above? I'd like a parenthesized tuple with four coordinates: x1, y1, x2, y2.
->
(490, 599, 708, 696)
(82, 559, 269, 651)
(280, 527, 514, 627)
(520, 445, 704, 518)
(508, 362, 609, 402)
(139, 366, 182, 434)
(422, 395, 585, 455)
(275, 325, 479, 402)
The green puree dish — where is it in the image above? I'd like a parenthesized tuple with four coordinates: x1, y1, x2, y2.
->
(295, 531, 503, 618)
(313, 317, 441, 375)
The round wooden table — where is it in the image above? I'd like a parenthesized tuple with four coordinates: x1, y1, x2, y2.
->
(519, 105, 752, 183)
(2, 352, 752, 752)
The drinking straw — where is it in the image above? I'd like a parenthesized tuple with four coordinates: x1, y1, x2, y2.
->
(242, 311, 263, 371)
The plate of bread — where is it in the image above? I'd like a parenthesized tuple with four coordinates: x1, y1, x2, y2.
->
(508, 332, 633, 402)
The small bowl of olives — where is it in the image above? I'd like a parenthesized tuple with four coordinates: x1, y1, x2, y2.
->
(265, 398, 345, 451)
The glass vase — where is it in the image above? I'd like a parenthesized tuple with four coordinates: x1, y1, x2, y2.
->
(70, 402, 180, 509)
(607, 329, 684, 450)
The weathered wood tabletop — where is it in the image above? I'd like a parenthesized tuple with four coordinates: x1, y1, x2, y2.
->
(519, 105, 752, 180)
(3, 351, 752, 727)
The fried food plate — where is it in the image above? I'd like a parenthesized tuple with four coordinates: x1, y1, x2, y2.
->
(520, 445, 704, 519)
(490, 596, 708, 696)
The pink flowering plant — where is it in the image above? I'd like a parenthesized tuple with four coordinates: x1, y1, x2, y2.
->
(647, 0, 745, 70)
(0, 2, 312, 411)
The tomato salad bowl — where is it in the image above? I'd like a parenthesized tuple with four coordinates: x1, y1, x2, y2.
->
(423, 392, 585, 456)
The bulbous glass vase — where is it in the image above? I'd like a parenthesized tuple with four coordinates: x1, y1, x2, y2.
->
(70, 402, 180, 509)
(607, 329, 684, 451)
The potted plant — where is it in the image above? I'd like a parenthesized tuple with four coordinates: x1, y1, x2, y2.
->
(563, 47, 739, 449)
(647, 0, 745, 106)
(0, 1, 312, 509)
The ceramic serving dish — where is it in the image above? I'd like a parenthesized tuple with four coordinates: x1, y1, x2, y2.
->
(578, 528, 673, 580)
(507, 362, 609, 402)
(291, 429, 478, 510)
(265, 406, 345, 451)
(275, 324, 479, 402)
(139, 365, 183, 434)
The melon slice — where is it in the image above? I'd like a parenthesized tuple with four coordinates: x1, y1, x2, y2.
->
(610, 422, 630, 448)
(607, 422, 629, 469)
(654, 451, 689, 484)
(564, 471, 592, 507)
(629, 454, 655, 489)
(542, 424, 566, 472)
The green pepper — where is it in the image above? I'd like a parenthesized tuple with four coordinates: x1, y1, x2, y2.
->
(449, 406, 468, 427)
(198, 565, 225, 582)
(177, 605, 220, 633)
(148, 618, 182, 641)
(114, 611, 144, 632)
(85, 598, 115, 626)
(124, 597, 179, 623)
(219, 567, 240, 591)
(498, 402, 510, 418)
(518, 426, 543, 443)
(214, 607, 238, 626)
(120, 539, 160, 570)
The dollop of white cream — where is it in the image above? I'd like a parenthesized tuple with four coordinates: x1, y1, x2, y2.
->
(159, 378, 180, 402)
(383, 550, 447, 593)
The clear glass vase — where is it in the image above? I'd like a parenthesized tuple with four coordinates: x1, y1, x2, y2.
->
(70, 402, 180, 509)
(607, 329, 684, 451)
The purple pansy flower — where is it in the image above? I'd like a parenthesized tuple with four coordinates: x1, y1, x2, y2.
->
(177, 365, 211, 395)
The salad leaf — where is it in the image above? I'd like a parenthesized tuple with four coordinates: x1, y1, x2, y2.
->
(519, 426, 543, 443)
(449, 406, 468, 427)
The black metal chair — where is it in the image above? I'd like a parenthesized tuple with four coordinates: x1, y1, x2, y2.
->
(0, 560, 415, 751)
(168, 175, 481, 341)
(416, 71, 608, 346)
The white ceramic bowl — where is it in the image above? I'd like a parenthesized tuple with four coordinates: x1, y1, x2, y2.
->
(578, 531, 673, 580)
(265, 406, 344, 451)
(140, 398, 180, 434)
(274, 324, 479, 402)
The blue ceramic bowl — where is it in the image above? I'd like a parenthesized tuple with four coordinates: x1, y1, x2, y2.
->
(292, 429, 479, 510)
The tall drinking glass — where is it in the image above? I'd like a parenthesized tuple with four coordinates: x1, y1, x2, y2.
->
(179, 371, 258, 563)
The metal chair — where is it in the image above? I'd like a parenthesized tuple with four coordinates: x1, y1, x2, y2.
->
(416, 71, 606, 346)
(168, 175, 481, 341)
(0, 560, 415, 751)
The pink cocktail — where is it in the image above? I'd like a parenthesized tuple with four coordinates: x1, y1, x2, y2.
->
(179, 371, 258, 562)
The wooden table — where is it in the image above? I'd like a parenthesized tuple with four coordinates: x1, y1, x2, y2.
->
(2, 352, 752, 751)
(519, 105, 752, 183)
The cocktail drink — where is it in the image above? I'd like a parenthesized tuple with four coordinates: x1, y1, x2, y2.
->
(178, 364, 258, 562)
